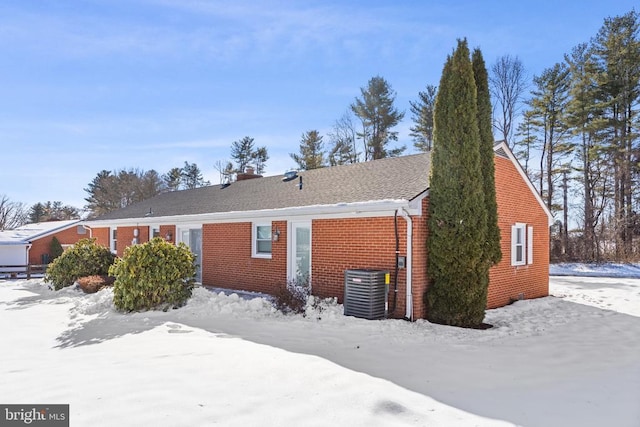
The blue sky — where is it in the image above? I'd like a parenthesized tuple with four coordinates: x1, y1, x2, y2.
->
(1, 1, 637, 212)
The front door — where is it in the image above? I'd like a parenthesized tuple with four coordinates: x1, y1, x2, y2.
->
(180, 228, 202, 282)
(289, 221, 311, 285)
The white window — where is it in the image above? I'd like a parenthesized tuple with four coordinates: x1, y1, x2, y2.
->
(511, 223, 533, 266)
(110, 228, 117, 254)
(252, 223, 272, 258)
(150, 226, 160, 240)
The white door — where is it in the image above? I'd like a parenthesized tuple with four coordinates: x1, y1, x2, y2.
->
(288, 221, 311, 285)
(179, 228, 202, 282)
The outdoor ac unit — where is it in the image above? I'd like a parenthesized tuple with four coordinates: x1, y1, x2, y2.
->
(343, 269, 388, 320)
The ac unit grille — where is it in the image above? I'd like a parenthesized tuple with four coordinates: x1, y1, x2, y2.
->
(344, 269, 388, 320)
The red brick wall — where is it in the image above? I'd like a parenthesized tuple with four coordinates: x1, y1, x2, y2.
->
(113, 226, 150, 257)
(92, 227, 110, 248)
(160, 225, 176, 245)
(193, 213, 426, 320)
(201, 221, 287, 294)
(488, 155, 550, 308)
(28, 224, 88, 264)
(412, 198, 429, 319)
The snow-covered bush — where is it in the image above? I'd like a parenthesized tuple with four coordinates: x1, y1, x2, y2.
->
(110, 237, 196, 311)
(44, 238, 116, 290)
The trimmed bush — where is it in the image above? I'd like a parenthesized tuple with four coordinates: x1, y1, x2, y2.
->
(77, 275, 115, 294)
(45, 238, 115, 290)
(110, 237, 196, 311)
(49, 236, 64, 261)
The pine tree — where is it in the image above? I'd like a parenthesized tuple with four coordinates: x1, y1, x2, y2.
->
(472, 48, 502, 267)
(351, 76, 405, 160)
(181, 162, 209, 189)
(409, 85, 437, 152)
(230, 136, 256, 173)
(163, 167, 183, 191)
(290, 130, 326, 170)
(230, 136, 269, 174)
(426, 39, 488, 328)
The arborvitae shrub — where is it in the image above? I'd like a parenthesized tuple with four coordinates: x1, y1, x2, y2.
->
(110, 237, 196, 311)
(49, 236, 64, 261)
(44, 238, 115, 290)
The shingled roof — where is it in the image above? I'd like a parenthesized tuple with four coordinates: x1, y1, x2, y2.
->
(90, 153, 431, 221)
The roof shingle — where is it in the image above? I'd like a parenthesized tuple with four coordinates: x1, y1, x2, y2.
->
(91, 153, 431, 221)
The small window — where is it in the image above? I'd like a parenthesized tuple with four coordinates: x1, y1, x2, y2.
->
(253, 223, 272, 258)
(77, 225, 87, 235)
(110, 228, 117, 254)
(150, 226, 160, 239)
(511, 223, 533, 266)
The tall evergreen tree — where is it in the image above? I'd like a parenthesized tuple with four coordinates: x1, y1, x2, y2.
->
(230, 136, 256, 173)
(528, 63, 573, 214)
(29, 201, 79, 222)
(473, 48, 502, 267)
(409, 85, 437, 152)
(181, 162, 209, 189)
(254, 146, 269, 175)
(565, 43, 608, 261)
(351, 76, 405, 160)
(426, 39, 488, 328)
(163, 167, 183, 191)
(290, 130, 326, 170)
(591, 10, 640, 259)
(230, 136, 269, 174)
(84, 168, 167, 217)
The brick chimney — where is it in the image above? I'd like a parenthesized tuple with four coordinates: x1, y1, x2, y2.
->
(236, 166, 263, 181)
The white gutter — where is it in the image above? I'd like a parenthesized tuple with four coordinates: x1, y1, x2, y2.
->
(396, 208, 413, 321)
(86, 199, 420, 228)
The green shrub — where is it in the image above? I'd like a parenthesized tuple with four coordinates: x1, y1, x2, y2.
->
(45, 238, 115, 290)
(110, 237, 196, 311)
(49, 236, 64, 261)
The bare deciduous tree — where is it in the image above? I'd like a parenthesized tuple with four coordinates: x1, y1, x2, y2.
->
(0, 195, 28, 230)
(490, 55, 527, 148)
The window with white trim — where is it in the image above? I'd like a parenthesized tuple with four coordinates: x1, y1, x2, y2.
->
(511, 223, 533, 266)
(150, 226, 160, 239)
(252, 223, 272, 258)
(110, 228, 117, 254)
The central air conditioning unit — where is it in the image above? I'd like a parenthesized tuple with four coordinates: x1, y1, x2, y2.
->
(343, 269, 389, 320)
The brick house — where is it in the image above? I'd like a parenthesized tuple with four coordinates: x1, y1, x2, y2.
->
(0, 220, 88, 270)
(85, 142, 552, 320)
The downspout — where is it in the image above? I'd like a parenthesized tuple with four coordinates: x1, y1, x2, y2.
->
(26, 243, 32, 266)
(81, 224, 93, 238)
(396, 208, 413, 321)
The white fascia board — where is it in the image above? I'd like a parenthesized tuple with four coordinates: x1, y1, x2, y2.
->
(493, 141, 554, 226)
(85, 199, 421, 228)
(26, 220, 82, 242)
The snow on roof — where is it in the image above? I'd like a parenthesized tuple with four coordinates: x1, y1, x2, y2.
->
(0, 220, 80, 245)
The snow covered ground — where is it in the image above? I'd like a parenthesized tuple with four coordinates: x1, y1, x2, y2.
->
(1, 269, 639, 426)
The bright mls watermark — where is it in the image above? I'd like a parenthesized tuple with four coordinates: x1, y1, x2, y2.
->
(0, 405, 68, 426)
